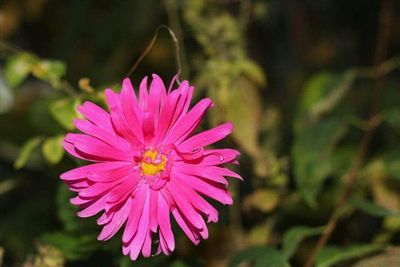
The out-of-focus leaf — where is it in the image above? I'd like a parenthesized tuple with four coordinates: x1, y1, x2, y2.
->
(49, 98, 80, 130)
(0, 74, 14, 114)
(352, 247, 400, 267)
(244, 189, 280, 213)
(331, 146, 358, 177)
(254, 248, 291, 267)
(365, 159, 400, 212)
(382, 108, 400, 131)
(384, 216, 400, 231)
(229, 246, 268, 267)
(349, 196, 398, 217)
(41, 232, 98, 260)
(316, 244, 385, 267)
(42, 135, 64, 165)
(226, 76, 262, 158)
(56, 183, 83, 233)
(169, 260, 188, 267)
(32, 60, 66, 88)
(282, 226, 325, 259)
(5, 52, 38, 88)
(296, 71, 354, 131)
(382, 151, 400, 180)
(0, 179, 17, 195)
(240, 59, 267, 87)
(22, 244, 65, 267)
(247, 220, 274, 245)
(14, 137, 42, 169)
(292, 117, 347, 207)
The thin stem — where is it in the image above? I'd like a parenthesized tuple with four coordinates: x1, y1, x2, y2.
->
(165, 0, 189, 80)
(303, 0, 393, 266)
(126, 25, 182, 84)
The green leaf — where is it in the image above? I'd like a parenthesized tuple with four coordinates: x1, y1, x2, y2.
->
(229, 246, 268, 267)
(254, 248, 291, 267)
(229, 246, 290, 267)
(352, 247, 400, 267)
(14, 137, 42, 169)
(382, 151, 400, 180)
(49, 97, 80, 130)
(170, 260, 189, 267)
(226, 76, 262, 158)
(41, 232, 98, 260)
(282, 226, 325, 259)
(32, 60, 66, 88)
(292, 117, 347, 207)
(240, 59, 267, 87)
(316, 244, 385, 267)
(56, 184, 79, 232)
(5, 52, 38, 88)
(42, 135, 64, 165)
(349, 197, 398, 217)
(295, 71, 355, 131)
(0, 75, 14, 114)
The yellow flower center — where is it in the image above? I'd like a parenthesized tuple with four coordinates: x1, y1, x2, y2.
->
(141, 149, 167, 176)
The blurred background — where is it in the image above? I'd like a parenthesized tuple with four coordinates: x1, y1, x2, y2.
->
(1, 0, 400, 266)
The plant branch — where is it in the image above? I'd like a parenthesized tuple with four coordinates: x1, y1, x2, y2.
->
(126, 25, 182, 84)
(303, 0, 394, 266)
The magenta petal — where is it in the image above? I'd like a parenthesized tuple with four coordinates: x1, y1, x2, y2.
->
(157, 194, 175, 251)
(165, 183, 204, 229)
(60, 75, 241, 261)
(179, 122, 233, 150)
(61, 162, 129, 181)
(74, 118, 131, 152)
(174, 172, 233, 205)
(164, 98, 213, 145)
(77, 101, 114, 131)
(172, 208, 200, 245)
(148, 74, 167, 123)
(65, 133, 129, 161)
(98, 197, 132, 241)
(139, 76, 148, 110)
(128, 190, 150, 260)
(122, 186, 148, 243)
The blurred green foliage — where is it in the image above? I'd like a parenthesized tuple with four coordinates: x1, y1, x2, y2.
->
(1, 0, 400, 266)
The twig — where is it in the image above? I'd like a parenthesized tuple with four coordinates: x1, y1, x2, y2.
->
(165, 0, 189, 80)
(126, 25, 182, 84)
(303, 1, 394, 266)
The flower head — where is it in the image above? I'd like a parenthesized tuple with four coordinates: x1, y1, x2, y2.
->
(60, 74, 241, 260)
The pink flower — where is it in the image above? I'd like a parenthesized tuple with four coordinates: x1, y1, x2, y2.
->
(60, 74, 241, 260)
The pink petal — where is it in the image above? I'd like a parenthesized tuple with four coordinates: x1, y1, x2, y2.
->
(122, 186, 148, 243)
(164, 98, 213, 145)
(148, 74, 167, 123)
(65, 133, 129, 162)
(179, 123, 233, 150)
(98, 197, 133, 241)
(174, 163, 229, 185)
(61, 161, 129, 182)
(172, 208, 200, 245)
(165, 183, 204, 229)
(77, 195, 107, 218)
(106, 173, 140, 204)
(142, 111, 155, 143)
(77, 101, 113, 131)
(170, 176, 218, 223)
(174, 172, 233, 205)
(73, 119, 131, 152)
(139, 76, 148, 110)
(157, 194, 175, 251)
(105, 89, 142, 145)
(120, 78, 144, 141)
(128, 190, 150, 260)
